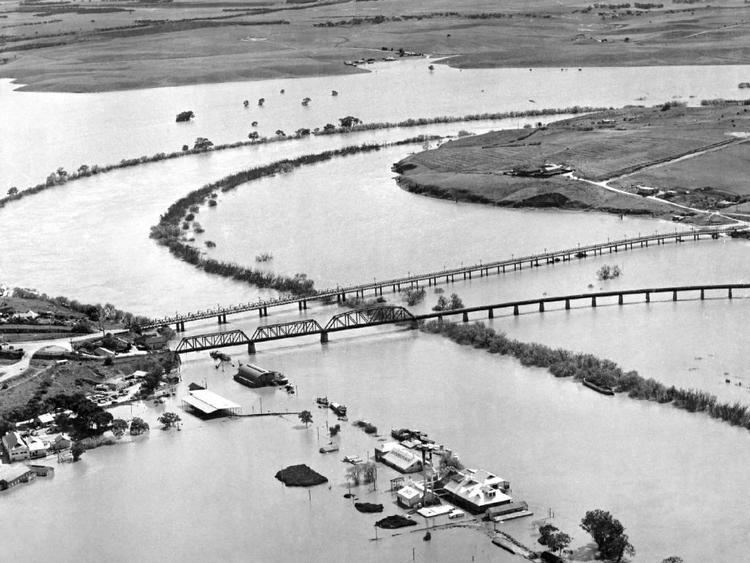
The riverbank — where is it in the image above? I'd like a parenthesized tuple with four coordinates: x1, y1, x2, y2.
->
(422, 320, 750, 433)
(0, 106, 594, 213)
(393, 102, 750, 219)
(2, 0, 749, 93)
(149, 137, 436, 297)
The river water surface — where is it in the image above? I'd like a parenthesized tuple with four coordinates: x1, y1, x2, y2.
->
(2, 62, 750, 562)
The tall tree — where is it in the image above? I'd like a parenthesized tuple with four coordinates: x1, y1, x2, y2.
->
(111, 419, 128, 438)
(581, 509, 635, 562)
(298, 410, 313, 428)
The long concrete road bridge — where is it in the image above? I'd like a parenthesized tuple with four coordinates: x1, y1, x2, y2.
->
(173, 283, 749, 354)
(153, 226, 734, 332)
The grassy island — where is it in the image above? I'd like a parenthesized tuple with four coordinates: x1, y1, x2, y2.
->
(2, 0, 749, 93)
(393, 102, 750, 219)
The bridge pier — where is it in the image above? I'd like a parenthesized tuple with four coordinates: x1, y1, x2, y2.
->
(223, 314, 227, 323)
(591, 296, 597, 307)
(248, 342, 256, 354)
(513, 305, 519, 316)
(488, 308, 494, 319)
(645, 291, 650, 303)
(673, 290, 678, 301)
(462, 312, 469, 323)
(729, 288, 733, 299)
(320, 331, 329, 344)
(618, 294, 623, 305)
(263, 306, 268, 316)
(539, 302, 545, 313)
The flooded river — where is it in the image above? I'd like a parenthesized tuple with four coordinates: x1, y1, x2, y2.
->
(2, 62, 750, 562)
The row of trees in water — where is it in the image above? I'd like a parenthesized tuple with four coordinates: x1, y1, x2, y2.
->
(151, 139, 435, 297)
(1, 105, 604, 213)
(421, 320, 750, 431)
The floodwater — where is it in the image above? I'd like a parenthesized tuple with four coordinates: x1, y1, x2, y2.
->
(2, 62, 750, 562)
(2, 61, 749, 187)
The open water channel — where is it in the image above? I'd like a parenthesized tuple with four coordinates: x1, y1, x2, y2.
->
(1, 61, 750, 562)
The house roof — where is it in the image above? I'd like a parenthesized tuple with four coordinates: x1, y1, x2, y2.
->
(0, 465, 32, 483)
(383, 445, 422, 472)
(26, 437, 46, 452)
(444, 468, 512, 508)
(397, 485, 421, 500)
(182, 389, 240, 414)
(37, 413, 55, 425)
(2, 431, 27, 450)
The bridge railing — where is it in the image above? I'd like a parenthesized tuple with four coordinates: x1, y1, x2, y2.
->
(145, 226, 735, 327)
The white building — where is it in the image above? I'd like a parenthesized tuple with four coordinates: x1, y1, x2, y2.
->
(26, 436, 48, 459)
(2, 431, 30, 461)
(443, 468, 512, 514)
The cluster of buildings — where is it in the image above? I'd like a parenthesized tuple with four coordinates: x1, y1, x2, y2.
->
(372, 427, 531, 518)
(0, 303, 83, 327)
(1, 428, 65, 492)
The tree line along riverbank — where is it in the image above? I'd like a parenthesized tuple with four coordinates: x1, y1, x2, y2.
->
(0, 105, 601, 212)
(422, 320, 750, 432)
(149, 137, 438, 297)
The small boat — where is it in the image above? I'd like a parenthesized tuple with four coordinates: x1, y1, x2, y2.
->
(342, 455, 363, 464)
(428, 64, 434, 71)
(331, 90, 338, 96)
(583, 378, 615, 396)
(315, 396, 329, 407)
(285, 384, 295, 394)
(319, 443, 339, 454)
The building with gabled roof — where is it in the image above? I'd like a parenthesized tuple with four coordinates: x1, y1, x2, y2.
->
(380, 444, 422, 474)
(2, 432, 29, 461)
(443, 468, 512, 514)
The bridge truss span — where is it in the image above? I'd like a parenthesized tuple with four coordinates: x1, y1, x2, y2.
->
(251, 319, 323, 342)
(324, 306, 416, 332)
(175, 329, 250, 354)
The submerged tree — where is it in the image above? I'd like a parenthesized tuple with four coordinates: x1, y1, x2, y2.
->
(581, 509, 635, 562)
(158, 412, 181, 429)
(299, 410, 313, 428)
(111, 418, 128, 438)
(71, 441, 85, 462)
(129, 417, 150, 435)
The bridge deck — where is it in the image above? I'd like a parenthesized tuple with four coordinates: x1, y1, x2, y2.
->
(145, 227, 734, 329)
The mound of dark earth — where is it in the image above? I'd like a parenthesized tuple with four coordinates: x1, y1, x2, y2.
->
(275, 464, 328, 487)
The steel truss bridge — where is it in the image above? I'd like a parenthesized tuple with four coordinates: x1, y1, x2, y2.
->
(145, 226, 735, 331)
(173, 284, 749, 354)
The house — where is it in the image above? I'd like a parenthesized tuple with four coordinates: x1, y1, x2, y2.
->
(443, 468, 512, 514)
(14, 309, 38, 321)
(378, 443, 423, 474)
(2, 432, 30, 461)
(49, 433, 72, 452)
(26, 436, 48, 459)
(397, 485, 422, 508)
(37, 413, 55, 427)
(93, 347, 115, 358)
(0, 465, 36, 491)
